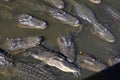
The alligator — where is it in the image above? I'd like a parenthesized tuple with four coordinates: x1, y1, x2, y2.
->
(47, 7, 80, 27)
(68, 0, 97, 24)
(77, 52, 107, 72)
(108, 54, 120, 66)
(101, 4, 120, 21)
(67, 0, 116, 43)
(3, 36, 43, 54)
(106, 48, 120, 66)
(91, 22, 116, 43)
(17, 14, 47, 29)
(28, 46, 81, 76)
(0, 48, 13, 72)
(57, 34, 76, 63)
(11, 61, 56, 80)
(1, 0, 80, 27)
(45, 0, 65, 9)
(0, 48, 56, 80)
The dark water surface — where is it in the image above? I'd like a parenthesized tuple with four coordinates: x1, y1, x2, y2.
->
(0, 0, 120, 80)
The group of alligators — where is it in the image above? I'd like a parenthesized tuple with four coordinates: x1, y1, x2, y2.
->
(0, 0, 120, 80)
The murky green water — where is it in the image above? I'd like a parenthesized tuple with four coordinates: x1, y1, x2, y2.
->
(0, 0, 120, 80)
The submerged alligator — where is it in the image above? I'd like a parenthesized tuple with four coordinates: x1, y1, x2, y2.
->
(57, 34, 108, 72)
(105, 47, 120, 66)
(44, 0, 65, 9)
(3, 36, 43, 54)
(0, 0, 119, 79)
(67, 0, 116, 43)
(17, 14, 47, 29)
(101, 4, 120, 21)
(12, 61, 56, 80)
(77, 52, 107, 72)
(2, 0, 80, 27)
(2, 0, 116, 43)
(108, 54, 120, 66)
(27, 46, 81, 76)
(47, 7, 80, 27)
(1, 0, 117, 40)
(0, 49, 12, 75)
(57, 34, 76, 63)
(0, 48, 56, 80)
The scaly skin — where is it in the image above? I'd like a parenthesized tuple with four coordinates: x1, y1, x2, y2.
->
(47, 7, 80, 27)
(77, 52, 107, 72)
(12, 61, 56, 80)
(47, 0, 65, 9)
(108, 55, 120, 66)
(17, 14, 47, 29)
(57, 34, 75, 63)
(3, 36, 43, 54)
(102, 4, 120, 21)
(105, 47, 120, 66)
(0, 48, 56, 80)
(0, 48, 12, 69)
(68, 0, 116, 43)
(69, 0, 96, 24)
(28, 46, 81, 77)
(0, 48, 13, 77)
(91, 22, 116, 43)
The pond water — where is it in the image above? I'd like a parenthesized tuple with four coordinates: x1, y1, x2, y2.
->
(0, 0, 120, 80)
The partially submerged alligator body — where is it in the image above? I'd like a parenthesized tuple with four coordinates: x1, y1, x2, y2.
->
(48, 8, 80, 27)
(68, 0, 116, 43)
(3, 36, 43, 54)
(77, 52, 107, 72)
(0, 48, 56, 80)
(45, 0, 65, 9)
(28, 46, 81, 76)
(57, 34, 76, 63)
(12, 61, 56, 80)
(17, 14, 47, 29)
